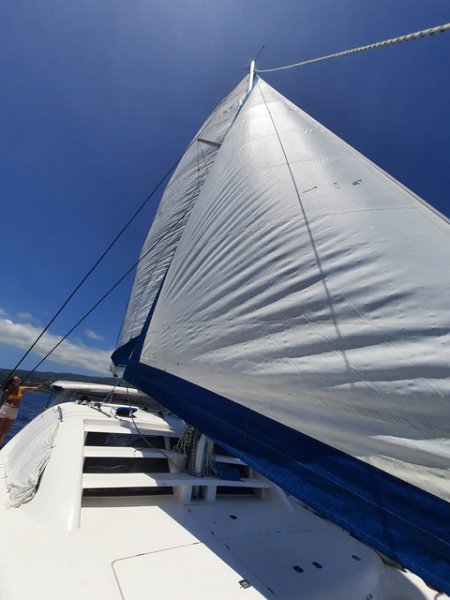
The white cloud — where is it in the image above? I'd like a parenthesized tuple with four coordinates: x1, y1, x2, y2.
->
(0, 308, 8, 317)
(0, 316, 113, 375)
(85, 329, 104, 341)
(17, 312, 34, 321)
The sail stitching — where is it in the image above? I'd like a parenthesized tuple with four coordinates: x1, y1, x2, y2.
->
(198, 138, 221, 148)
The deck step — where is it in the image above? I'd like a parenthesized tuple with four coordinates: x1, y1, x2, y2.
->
(83, 446, 179, 459)
(83, 446, 244, 465)
(82, 472, 270, 490)
(84, 422, 180, 436)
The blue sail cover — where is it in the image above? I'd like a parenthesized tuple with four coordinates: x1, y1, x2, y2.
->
(121, 77, 450, 592)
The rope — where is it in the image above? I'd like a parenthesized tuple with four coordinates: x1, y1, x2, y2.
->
(9, 68, 240, 383)
(102, 377, 124, 404)
(256, 22, 450, 73)
(174, 424, 196, 455)
(1, 157, 182, 387)
(174, 425, 217, 476)
(204, 438, 217, 476)
(175, 424, 198, 475)
(21, 227, 162, 381)
(130, 414, 187, 473)
(20, 172, 211, 383)
(121, 139, 217, 343)
(20, 261, 139, 382)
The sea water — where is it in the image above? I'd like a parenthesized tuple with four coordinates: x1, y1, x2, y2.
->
(4, 391, 50, 445)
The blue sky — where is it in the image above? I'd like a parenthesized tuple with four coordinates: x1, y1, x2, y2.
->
(0, 0, 449, 375)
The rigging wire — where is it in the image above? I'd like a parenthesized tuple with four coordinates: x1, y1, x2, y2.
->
(256, 21, 450, 73)
(254, 45, 265, 62)
(20, 254, 144, 381)
(13, 22, 450, 384)
(130, 414, 186, 474)
(124, 138, 217, 340)
(20, 168, 209, 382)
(2, 156, 182, 387)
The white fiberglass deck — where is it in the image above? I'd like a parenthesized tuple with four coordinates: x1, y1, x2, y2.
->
(0, 402, 445, 600)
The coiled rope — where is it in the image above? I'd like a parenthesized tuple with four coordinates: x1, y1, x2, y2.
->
(256, 21, 450, 73)
(175, 425, 217, 477)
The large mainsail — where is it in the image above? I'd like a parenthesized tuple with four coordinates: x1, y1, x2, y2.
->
(115, 77, 450, 592)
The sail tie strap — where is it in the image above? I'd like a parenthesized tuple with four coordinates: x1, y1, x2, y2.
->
(256, 21, 450, 73)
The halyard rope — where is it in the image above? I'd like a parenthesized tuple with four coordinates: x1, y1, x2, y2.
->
(256, 22, 450, 73)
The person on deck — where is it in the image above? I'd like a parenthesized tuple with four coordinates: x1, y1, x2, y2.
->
(0, 376, 52, 445)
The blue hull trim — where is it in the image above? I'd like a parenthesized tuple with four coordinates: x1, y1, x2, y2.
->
(125, 361, 450, 594)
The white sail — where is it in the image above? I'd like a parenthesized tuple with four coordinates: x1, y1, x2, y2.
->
(119, 76, 450, 591)
(137, 78, 450, 500)
(116, 77, 249, 360)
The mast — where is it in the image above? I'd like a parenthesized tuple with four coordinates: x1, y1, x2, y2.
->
(248, 60, 255, 92)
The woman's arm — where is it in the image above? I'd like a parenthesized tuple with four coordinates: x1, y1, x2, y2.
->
(20, 381, 53, 393)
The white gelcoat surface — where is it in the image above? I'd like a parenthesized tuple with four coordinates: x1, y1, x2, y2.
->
(0, 402, 441, 600)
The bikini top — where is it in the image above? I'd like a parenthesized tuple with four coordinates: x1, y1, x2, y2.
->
(4, 391, 23, 403)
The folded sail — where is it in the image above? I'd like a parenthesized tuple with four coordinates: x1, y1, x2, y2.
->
(121, 77, 450, 592)
(114, 77, 249, 365)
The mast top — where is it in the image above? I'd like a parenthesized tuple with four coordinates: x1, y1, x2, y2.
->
(248, 60, 255, 93)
